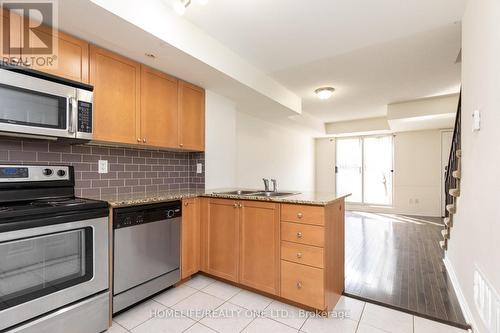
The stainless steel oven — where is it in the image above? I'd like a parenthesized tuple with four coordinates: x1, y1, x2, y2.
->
(0, 66, 93, 140)
(0, 165, 109, 333)
(0, 217, 109, 332)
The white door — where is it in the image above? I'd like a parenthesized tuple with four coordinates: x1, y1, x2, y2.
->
(441, 131, 453, 216)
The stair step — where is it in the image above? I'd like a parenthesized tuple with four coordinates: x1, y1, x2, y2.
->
(440, 240, 448, 251)
(446, 204, 456, 214)
(456, 149, 462, 158)
(452, 170, 461, 179)
(441, 229, 450, 239)
(449, 188, 460, 197)
(444, 217, 453, 227)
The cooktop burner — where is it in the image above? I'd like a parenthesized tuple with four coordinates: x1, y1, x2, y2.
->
(31, 198, 88, 207)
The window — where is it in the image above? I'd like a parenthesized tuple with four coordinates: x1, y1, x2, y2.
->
(336, 135, 393, 205)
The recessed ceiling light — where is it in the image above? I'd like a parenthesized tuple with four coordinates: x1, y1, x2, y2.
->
(315, 87, 335, 100)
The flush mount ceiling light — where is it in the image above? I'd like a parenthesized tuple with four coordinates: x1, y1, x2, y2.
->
(315, 87, 335, 100)
(173, 0, 208, 15)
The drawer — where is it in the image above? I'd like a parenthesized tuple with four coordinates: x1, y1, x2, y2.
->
(281, 204, 324, 226)
(281, 222, 324, 247)
(281, 241, 324, 268)
(281, 260, 324, 309)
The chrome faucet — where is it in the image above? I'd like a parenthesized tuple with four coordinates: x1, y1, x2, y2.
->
(263, 178, 270, 192)
(271, 179, 277, 192)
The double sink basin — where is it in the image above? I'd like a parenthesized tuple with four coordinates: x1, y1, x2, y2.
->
(214, 190, 299, 197)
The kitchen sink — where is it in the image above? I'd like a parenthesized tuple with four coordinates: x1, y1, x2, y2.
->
(216, 190, 260, 195)
(250, 191, 298, 197)
(214, 190, 299, 197)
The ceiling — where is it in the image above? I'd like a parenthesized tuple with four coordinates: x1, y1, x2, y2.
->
(170, 0, 466, 123)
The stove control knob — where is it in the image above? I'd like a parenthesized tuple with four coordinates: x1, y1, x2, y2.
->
(167, 210, 175, 218)
(57, 170, 66, 177)
(43, 168, 53, 176)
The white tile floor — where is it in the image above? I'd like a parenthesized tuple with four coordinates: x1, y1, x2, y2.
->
(109, 274, 468, 333)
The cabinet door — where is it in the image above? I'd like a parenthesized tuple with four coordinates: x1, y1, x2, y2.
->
(239, 201, 280, 295)
(21, 25, 89, 83)
(178, 81, 205, 151)
(1, 8, 21, 62)
(90, 45, 140, 144)
(181, 198, 200, 279)
(141, 66, 178, 148)
(206, 199, 239, 282)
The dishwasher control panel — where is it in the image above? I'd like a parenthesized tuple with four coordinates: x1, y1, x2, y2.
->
(114, 201, 181, 229)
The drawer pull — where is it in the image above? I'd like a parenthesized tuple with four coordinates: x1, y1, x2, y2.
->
(297, 212, 303, 219)
(296, 281, 303, 289)
(296, 252, 303, 258)
(296, 232, 303, 239)
(233, 203, 238, 208)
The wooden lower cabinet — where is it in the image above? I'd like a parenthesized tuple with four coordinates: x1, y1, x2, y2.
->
(239, 201, 280, 295)
(198, 198, 345, 311)
(281, 260, 324, 309)
(205, 199, 239, 282)
(181, 198, 200, 279)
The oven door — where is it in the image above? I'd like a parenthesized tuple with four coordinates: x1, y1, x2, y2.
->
(0, 216, 108, 331)
(0, 68, 77, 139)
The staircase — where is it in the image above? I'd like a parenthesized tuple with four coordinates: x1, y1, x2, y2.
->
(440, 94, 461, 251)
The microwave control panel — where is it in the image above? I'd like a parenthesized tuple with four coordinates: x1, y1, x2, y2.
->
(78, 101, 92, 133)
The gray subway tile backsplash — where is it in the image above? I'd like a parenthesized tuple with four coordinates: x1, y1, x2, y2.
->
(0, 138, 205, 200)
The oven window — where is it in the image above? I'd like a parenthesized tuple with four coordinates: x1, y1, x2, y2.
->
(0, 83, 67, 129)
(0, 228, 93, 310)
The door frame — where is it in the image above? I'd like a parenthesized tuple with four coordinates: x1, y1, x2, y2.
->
(335, 134, 394, 206)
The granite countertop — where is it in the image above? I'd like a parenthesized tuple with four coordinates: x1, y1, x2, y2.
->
(202, 189, 349, 206)
(106, 190, 204, 208)
(105, 188, 349, 208)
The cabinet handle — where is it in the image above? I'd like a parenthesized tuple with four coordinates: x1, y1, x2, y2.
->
(296, 281, 303, 289)
(143, 138, 147, 143)
(137, 138, 141, 142)
(238, 203, 243, 208)
(296, 252, 303, 259)
(11, 58, 19, 64)
(297, 212, 303, 219)
(233, 203, 238, 208)
(184, 202, 189, 206)
(296, 232, 303, 239)
(24, 61, 31, 67)
(180, 143, 184, 147)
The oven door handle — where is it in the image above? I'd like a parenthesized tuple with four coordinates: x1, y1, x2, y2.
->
(68, 97, 77, 134)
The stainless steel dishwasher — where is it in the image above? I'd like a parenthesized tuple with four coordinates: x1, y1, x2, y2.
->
(113, 201, 181, 313)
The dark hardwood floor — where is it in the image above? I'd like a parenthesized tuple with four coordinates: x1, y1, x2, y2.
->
(344, 211, 469, 329)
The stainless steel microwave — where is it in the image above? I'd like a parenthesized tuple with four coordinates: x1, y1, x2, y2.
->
(0, 66, 93, 140)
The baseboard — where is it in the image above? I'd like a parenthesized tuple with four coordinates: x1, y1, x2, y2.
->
(443, 255, 479, 333)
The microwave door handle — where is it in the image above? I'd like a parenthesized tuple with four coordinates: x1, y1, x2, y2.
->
(68, 97, 77, 134)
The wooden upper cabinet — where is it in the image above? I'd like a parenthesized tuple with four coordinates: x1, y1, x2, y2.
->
(178, 81, 205, 151)
(239, 201, 280, 295)
(181, 198, 200, 279)
(90, 45, 141, 145)
(141, 66, 179, 148)
(206, 199, 239, 282)
(1, 8, 21, 62)
(23, 27, 89, 83)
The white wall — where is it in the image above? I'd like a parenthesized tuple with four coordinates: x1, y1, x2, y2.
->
(315, 138, 336, 193)
(235, 112, 315, 191)
(446, 0, 500, 332)
(392, 130, 442, 216)
(205, 91, 237, 189)
(316, 130, 445, 216)
(205, 91, 316, 192)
